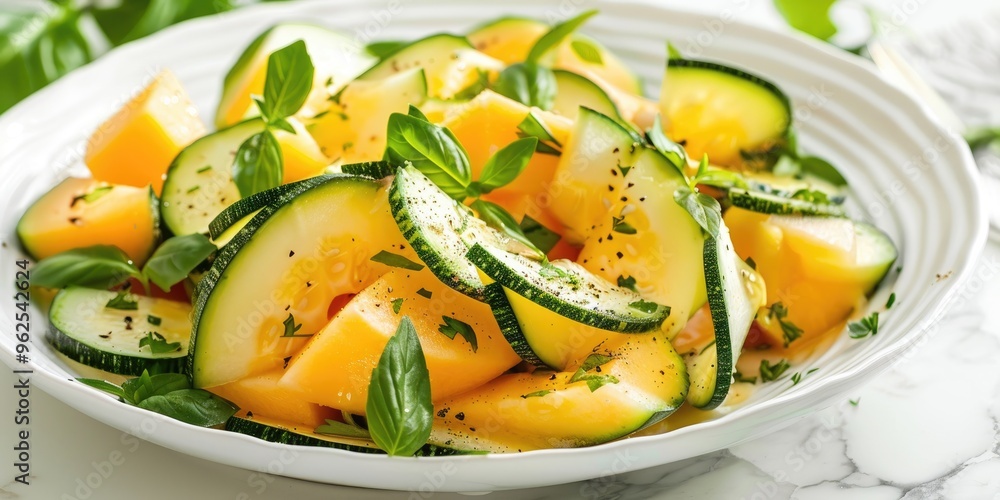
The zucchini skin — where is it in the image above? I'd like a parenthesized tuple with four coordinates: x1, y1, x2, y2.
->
(45, 323, 186, 376)
(728, 188, 846, 217)
(481, 283, 546, 367)
(225, 417, 470, 456)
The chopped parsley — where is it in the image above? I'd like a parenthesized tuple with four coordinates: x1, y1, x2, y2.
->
(617, 275, 638, 292)
(848, 312, 879, 339)
(391, 298, 404, 314)
(147, 315, 161, 326)
(438, 316, 477, 352)
(759, 359, 791, 382)
(569, 354, 619, 392)
(611, 215, 637, 235)
(416, 288, 433, 299)
(768, 302, 803, 347)
(885, 293, 896, 309)
(138, 332, 180, 354)
(281, 313, 310, 338)
(369, 250, 424, 271)
(105, 290, 138, 310)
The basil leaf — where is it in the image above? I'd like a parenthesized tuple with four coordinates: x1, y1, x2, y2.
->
(519, 215, 561, 254)
(365, 316, 433, 456)
(492, 63, 557, 110)
(965, 126, 1000, 151)
(526, 10, 598, 63)
(32, 245, 143, 289)
(315, 419, 371, 438)
(674, 186, 722, 239)
(617, 275, 638, 292)
(122, 371, 191, 405)
(773, 0, 838, 40)
(105, 290, 139, 310)
(76, 378, 126, 400)
(799, 156, 848, 186)
(470, 200, 545, 258)
(569, 353, 619, 392)
(570, 39, 603, 64)
(365, 40, 407, 59)
(232, 130, 283, 198)
(438, 315, 478, 352)
(476, 137, 537, 193)
(137, 389, 238, 427)
(138, 332, 182, 355)
(142, 234, 216, 291)
(384, 113, 471, 200)
(407, 104, 429, 122)
(260, 39, 315, 121)
(93, 0, 235, 46)
(0, 6, 93, 115)
(269, 117, 296, 134)
(649, 115, 688, 175)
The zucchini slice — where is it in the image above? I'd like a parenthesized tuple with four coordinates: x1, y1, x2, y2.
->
(388, 165, 512, 300)
(430, 330, 687, 452)
(551, 69, 623, 122)
(687, 224, 766, 409)
(207, 178, 318, 240)
(354, 34, 503, 99)
(728, 188, 846, 217)
(549, 107, 706, 333)
(226, 415, 468, 456)
(161, 119, 263, 236)
(46, 287, 190, 376)
(216, 23, 376, 128)
(659, 58, 791, 169)
(467, 244, 669, 333)
(189, 174, 413, 388)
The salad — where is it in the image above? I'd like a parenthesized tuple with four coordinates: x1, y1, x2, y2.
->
(19, 11, 897, 456)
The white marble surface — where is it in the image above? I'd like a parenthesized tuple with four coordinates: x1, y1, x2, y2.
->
(3, 0, 1000, 499)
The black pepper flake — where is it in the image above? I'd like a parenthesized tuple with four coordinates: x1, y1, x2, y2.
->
(284, 305, 290, 311)
(620, 196, 628, 202)
(246, 411, 254, 418)
(613, 147, 620, 153)
(306, 281, 313, 288)
(549, 374, 557, 380)
(611, 169, 618, 176)
(627, 182, 635, 188)
(99, 332, 111, 339)
(289, 250, 295, 257)
(455, 412, 465, 421)
(68, 217, 81, 225)
(659, 370, 665, 375)
(469, 427, 477, 432)
(607, 185, 614, 191)
(437, 408, 449, 418)
(607, 234, 614, 240)
(283, 356, 292, 369)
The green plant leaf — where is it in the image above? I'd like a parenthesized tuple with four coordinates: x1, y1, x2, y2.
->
(470, 200, 545, 258)
(519, 215, 561, 254)
(673, 187, 722, 239)
(773, 0, 838, 40)
(121, 371, 190, 405)
(798, 156, 848, 186)
(105, 290, 139, 310)
(93, 0, 235, 46)
(365, 40, 407, 59)
(476, 137, 537, 193)
(260, 39, 315, 121)
(232, 130, 283, 198)
(76, 378, 127, 400)
(648, 115, 688, 175)
(570, 39, 603, 64)
(314, 419, 371, 438)
(31, 245, 143, 289)
(384, 113, 472, 200)
(370, 250, 425, 271)
(526, 10, 598, 63)
(0, 6, 93, 115)
(492, 63, 557, 110)
(438, 315, 478, 352)
(142, 234, 217, 291)
(365, 316, 433, 456)
(138, 332, 182, 355)
(137, 389, 239, 427)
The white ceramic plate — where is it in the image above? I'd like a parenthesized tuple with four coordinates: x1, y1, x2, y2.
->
(0, 0, 986, 492)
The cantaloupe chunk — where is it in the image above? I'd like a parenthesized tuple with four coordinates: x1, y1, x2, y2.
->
(17, 178, 159, 266)
(209, 369, 338, 428)
(85, 70, 206, 194)
(443, 90, 572, 196)
(279, 268, 521, 415)
(725, 207, 890, 347)
(274, 117, 328, 183)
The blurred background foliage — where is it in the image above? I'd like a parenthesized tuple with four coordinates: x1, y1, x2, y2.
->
(0, 0, 285, 115)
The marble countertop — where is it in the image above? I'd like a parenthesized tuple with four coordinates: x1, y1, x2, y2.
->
(3, 1, 1000, 499)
